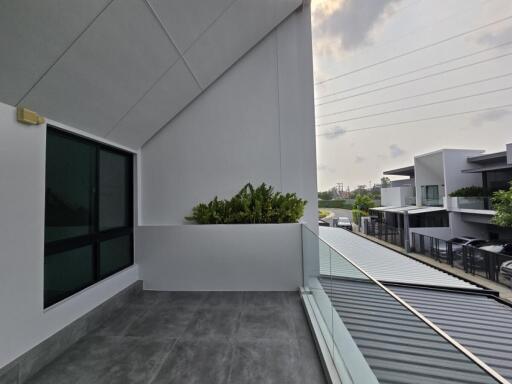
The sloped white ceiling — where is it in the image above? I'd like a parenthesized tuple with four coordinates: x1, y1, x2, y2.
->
(0, 0, 302, 149)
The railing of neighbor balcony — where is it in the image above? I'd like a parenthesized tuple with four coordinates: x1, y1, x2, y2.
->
(456, 196, 494, 210)
(364, 220, 404, 247)
(301, 225, 507, 384)
(410, 232, 512, 286)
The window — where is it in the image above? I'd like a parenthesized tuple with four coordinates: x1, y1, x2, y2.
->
(44, 127, 133, 307)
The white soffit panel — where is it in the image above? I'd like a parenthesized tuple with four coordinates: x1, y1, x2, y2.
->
(20, 0, 179, 137)
(148, 0, 234, 53)
(0, 0, 110, 105)
(184, 0, 302, 87)
(107, 59, 201, 148)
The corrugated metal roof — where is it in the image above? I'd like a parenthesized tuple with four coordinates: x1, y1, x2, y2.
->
(321, 278, 496, 384)
(319, 227, 476, 289)
(390, 286, 512, 382)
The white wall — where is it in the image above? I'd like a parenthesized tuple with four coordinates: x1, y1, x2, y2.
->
(381, 186, 414, 207)
(414, 151, 444, 206)
(139, 8, 317, 228)
(136, 224, 302, 291)
(0, 102, 139, 368)
(449, 212, 489, 239)
(442, 149, 482, 195)
(409, 226, 453, 241)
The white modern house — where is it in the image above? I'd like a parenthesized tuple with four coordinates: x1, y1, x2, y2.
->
(377, 145, 512, 243)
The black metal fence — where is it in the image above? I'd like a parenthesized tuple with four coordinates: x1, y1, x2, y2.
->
(410, 232, 512, 286)
(365, 221, 404, 247)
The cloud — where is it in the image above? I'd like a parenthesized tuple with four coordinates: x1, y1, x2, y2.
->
(477, 26, 512, 46)
(320, 125, 347, 139)
(312, 0, 402, 58)
(472, 109, 512, 126)
(389, 144, 405, 158)
(355, 155, 365, 163)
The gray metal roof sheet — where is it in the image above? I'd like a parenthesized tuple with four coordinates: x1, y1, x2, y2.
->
(390, 286, 512, 382)
(321, 278, 496, 384)
(319, 227, 477, 289)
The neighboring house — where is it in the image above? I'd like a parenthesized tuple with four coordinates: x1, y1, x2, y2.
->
(375, 146, 512, 243)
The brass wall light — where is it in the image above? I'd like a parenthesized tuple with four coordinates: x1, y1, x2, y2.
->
(16, 106, 45, 125)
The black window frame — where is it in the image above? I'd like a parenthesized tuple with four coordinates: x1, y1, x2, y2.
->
(44, 125, 134, 308)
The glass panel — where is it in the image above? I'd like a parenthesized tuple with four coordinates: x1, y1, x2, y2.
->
(302, 225, 501, 384)
(99, 150, 130, 231)
(99, 235, 132, 278)
(44, 245, 94, 307)
(45, 131, 94, 242)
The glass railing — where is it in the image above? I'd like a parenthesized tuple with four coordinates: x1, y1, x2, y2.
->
(456, 196, 494, 210)
(301, 224, 507, 384)
(421, 197, 443, 206)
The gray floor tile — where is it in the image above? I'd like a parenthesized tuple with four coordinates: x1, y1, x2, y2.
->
(228, 339, 303, 384)
(297, 336, 326, 384)
(237, 306, 295, 341)
(243, 292, 292, 309)
(131, 291, 171, 307)
(94, 304, 149, 337)
(151, 339, 233, 384)
(23, 291, 325, 384)
(125, 305, 198, 340)
(26, 336, 129, 384)
(157, 292, 208, 308)
(102, 338, 176, 384)
(203, 292, 245, 309)
(183, 308, 241, 340)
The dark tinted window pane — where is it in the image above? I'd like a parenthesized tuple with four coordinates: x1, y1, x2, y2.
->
(100, 236, 132, 278)
(45, 132, 94, 242)
(99, 150, 130, 231)
(44, 246, 94, 307)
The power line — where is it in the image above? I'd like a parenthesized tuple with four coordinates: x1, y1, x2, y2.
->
(316, 72, 512, 119)
(316, 103, 512, 136)
(315, 40, 512, 100)
(316, 86, 512, 126)
(314, 14, 512, 86)
(315, 52, 512, 107)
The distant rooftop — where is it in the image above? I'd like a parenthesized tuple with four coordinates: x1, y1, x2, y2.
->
(467, 151, 507, 165)
(383, 165, 415, 177)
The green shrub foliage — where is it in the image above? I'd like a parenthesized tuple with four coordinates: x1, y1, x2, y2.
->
(491, 181, 512, 227)
(448, 186, 485, 197)
(185, 183, 307, 224)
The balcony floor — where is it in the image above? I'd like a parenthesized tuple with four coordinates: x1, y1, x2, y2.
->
(27, 291, 325, 384)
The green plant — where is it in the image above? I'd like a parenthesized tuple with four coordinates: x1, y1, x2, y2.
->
(352, 209, 367, 225)
(318, 190, 333, 200)
(448, 186, 486, 197)
(319, 209, 329, 219)
(185, 183, 307, 224)
(353, 194, 376, 211)
(491, 181, 512, 227)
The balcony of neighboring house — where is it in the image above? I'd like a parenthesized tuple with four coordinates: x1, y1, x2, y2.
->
(450, 146, 512, 215)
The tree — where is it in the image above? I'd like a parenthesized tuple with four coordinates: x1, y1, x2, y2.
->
(491, 181, 512, 227)
(353, 194, 376, 212)
(318, 190, 333, 200)
(380, 177, 391, 188)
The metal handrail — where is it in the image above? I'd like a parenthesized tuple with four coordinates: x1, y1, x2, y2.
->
(303, 225, 510, 384)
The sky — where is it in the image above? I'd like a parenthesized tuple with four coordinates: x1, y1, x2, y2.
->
(312, 0, 512, 191)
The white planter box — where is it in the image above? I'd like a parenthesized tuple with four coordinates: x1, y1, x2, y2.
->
(135, 223, 302, 291)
